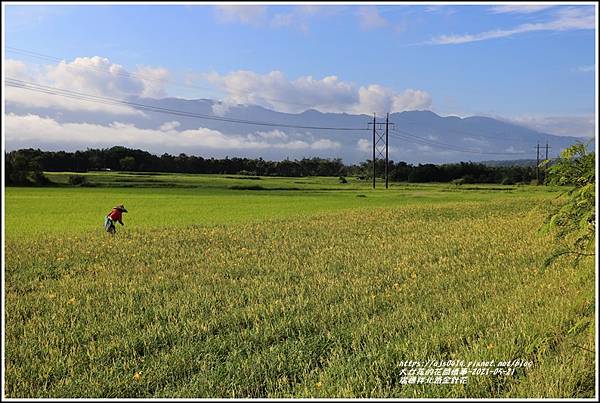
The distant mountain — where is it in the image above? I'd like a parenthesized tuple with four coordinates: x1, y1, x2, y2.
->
(5, 96, 592, 164)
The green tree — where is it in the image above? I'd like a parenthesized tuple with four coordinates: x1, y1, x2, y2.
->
(4, 152, 49, 185)
(541, 142, 595, 268)
(119, 156, 136, 171)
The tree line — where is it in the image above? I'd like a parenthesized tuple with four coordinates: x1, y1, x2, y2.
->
(5, 146, 541, 185)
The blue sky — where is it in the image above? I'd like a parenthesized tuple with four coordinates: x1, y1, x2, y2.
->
(3, 2, 597, 145)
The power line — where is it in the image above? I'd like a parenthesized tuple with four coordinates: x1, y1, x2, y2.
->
(6, 46, 204, 90)
(8, 46, 552, 151)
(6, 78, 537, 156)
(8, 46, 556, 147)
(5, 78, 369, 132)
(6, 73, 543, 158)
(6, 46, 337, 110)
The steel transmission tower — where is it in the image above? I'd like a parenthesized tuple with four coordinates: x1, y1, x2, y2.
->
(368, 113, 394, 189)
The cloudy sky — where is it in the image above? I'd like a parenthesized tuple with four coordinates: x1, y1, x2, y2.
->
(3, 3, 597, 160)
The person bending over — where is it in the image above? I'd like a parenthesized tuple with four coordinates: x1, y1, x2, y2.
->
(105, 204, 127, 234)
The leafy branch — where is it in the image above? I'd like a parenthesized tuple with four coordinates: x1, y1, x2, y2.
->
(540, 141, 595, 270)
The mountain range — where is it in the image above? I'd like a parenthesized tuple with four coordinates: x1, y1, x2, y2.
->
(5, 96, 592, 164)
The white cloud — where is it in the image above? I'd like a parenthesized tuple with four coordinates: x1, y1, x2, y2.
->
(392, 89, 432, 112)
(5, 59, 32, 80)
(355, 85, 393, 115)
(159, 121, 181, 131)
(311, 139, 341, 150)
(214, 5, 267, 27)
(5, 56, 170, 113)
(489, 5, 555, 14)
(205, 70, 355, 114)
(46, 56, 142, 97)
(209, 100, 236, 117)
(5, 113, 342, 151)
(5, 85, 141, 116)
(8, 58, 433, 118)
(356, 85, 432, 115)
(427, 6, 595, 45)
(247, 129, 289, 141)
(135, 66, 170, 98)
(5, 58, 139, 115)
(356, 6, 388, 30)
(357, 138, 370, 152)
(205, 70, 432, 116)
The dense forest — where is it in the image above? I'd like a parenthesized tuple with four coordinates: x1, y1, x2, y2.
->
(5, 146, 542, 186)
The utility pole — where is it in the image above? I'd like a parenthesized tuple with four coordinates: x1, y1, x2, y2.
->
(544, 141, 551, 185)
(368, 114, 393, 189)
(385, 113, 389, 189)
(372, 113, 376, 189)
(536, 143, 540, 185)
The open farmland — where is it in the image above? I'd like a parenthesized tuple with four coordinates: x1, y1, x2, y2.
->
(3, 173, 595, 398)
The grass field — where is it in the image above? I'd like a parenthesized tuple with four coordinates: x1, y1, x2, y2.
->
(3, 173, 596, 398)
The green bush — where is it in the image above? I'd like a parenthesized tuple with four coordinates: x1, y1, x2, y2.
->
(237, 170, 257, 176)
(31, 171, 51, 186)
(68, 175, 88, 186)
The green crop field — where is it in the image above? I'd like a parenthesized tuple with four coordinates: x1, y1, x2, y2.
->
(3, 172, 596, 398)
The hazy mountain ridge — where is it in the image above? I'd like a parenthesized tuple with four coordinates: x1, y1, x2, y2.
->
(5, 96, 592, 164)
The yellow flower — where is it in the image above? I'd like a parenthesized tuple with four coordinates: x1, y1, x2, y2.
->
(487, 343, 494, 350)
(316, 381, 322, 388)
(67, 297, 76, 305)
(133, 371, 142, 381)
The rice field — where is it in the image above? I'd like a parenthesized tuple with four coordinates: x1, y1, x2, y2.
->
(3, 173, 596, 398)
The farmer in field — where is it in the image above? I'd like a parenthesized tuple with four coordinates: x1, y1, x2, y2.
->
(105, 204, 127, 234)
